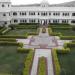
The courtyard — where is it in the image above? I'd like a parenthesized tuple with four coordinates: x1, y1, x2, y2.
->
(0, 23, 75, 75)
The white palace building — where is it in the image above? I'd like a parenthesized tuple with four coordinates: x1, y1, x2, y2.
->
(0, 0, 75, 26)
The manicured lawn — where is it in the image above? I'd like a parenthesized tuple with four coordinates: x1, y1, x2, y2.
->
(0, 45, 27, 75)
(6, 29, 37, 35)
(52, 29, 75, 36)
(58, 48, 75, 75)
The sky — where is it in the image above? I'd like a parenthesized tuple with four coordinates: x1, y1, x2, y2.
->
(11, 0, 74, 5)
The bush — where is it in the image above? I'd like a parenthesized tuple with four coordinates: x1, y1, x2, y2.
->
(65, 42, 75, 47)
(52, 27, 72, 30)
(60, 36, 75, 40)
(52, 49, 60, 75)
(0, 41, 19, 46)
(49, 23, 70, 25)
(17, 47, 32, 53)
(38, 57, 46, 75)
(0, 38, 16, 42)
(0, 35, 27, 39)
(1, 28, 11, 34)
(57, 48, 70, 54)
(23, 50, 34, 75)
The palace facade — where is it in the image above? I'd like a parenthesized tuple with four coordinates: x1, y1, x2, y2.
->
(0, 0, 75, 26)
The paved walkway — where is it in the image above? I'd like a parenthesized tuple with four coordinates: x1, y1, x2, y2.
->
(30, 49, 54, 75)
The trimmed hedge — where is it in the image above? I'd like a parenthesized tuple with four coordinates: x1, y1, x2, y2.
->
(17, 47, 32, 53)
(0, 27, 6, 35)
(57, 48, 70, 54)
(0, 35, 28, 39)
(60, 36, 75, 40)
(52, 49, 60, 75)
(52, 27, 72, 30)
(23, 50, 34, 75)
(49, 23, 70, 26)
(1, 28, 11, 34)
(0, 41, 20, 46)
(48, 28, 62, 36)
(38, 57, 46, 75)
(64, 42, 75, 48)
(0, 38, 16, 42)
(19, 23, 39, 25)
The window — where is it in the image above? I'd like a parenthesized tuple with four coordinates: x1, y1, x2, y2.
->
(14, 19, 18, 23)
(49, 13, 51, 15)
(49, 20, 51, 23)
(53, 13, 60, 16)
(9, 13, 10, 16)
(13, 12, 17, 16)
(29, 12, 35, 15)
(72, 13, 75, 16)
(63, 13, 69, 16)
(38, 12, 40, 15)
(4, 22, 7, 24)
(8, 4, 9, 7)
(3, 13, 6, 16)
(2, 4, 5, 7)
(62, 20, 68, 23)
(53, 20, 59, 23)
(71, 20, 75, 23)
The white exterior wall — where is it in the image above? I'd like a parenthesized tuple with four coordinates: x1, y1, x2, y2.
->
(0, 0, 75, 26)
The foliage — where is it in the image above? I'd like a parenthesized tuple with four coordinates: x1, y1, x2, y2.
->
(23, 50, 34, 75)
(38, 57, 46, 75)
(52, 49, 60, 75)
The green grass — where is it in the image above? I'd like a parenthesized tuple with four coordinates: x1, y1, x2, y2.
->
(0, 45, 27, 75)
(6, 29, 37, 35)
(58, 48, 75, 75)
(52, 29, 75, 36)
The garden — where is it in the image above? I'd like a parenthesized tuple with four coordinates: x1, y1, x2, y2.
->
(0, 23, 39, 75)
(48, 23, 75, 75)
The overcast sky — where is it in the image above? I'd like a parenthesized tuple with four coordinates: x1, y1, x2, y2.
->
(11, 0, 74, 5)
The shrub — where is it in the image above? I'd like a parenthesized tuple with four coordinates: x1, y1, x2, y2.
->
(0, 38, 16, 42)
(17, 47, 32, 53)
(38, 57, 46, 75)
(52, 49, 60, 75)
(0, 35, 27, 39)
(1, 28, 11, 34)
(23, 50, 34, 75)
(0, 41, 19, 46)
(65, 42, 75, 48)
(60, 36, 75, 40)
(57, 48, 70, 54)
